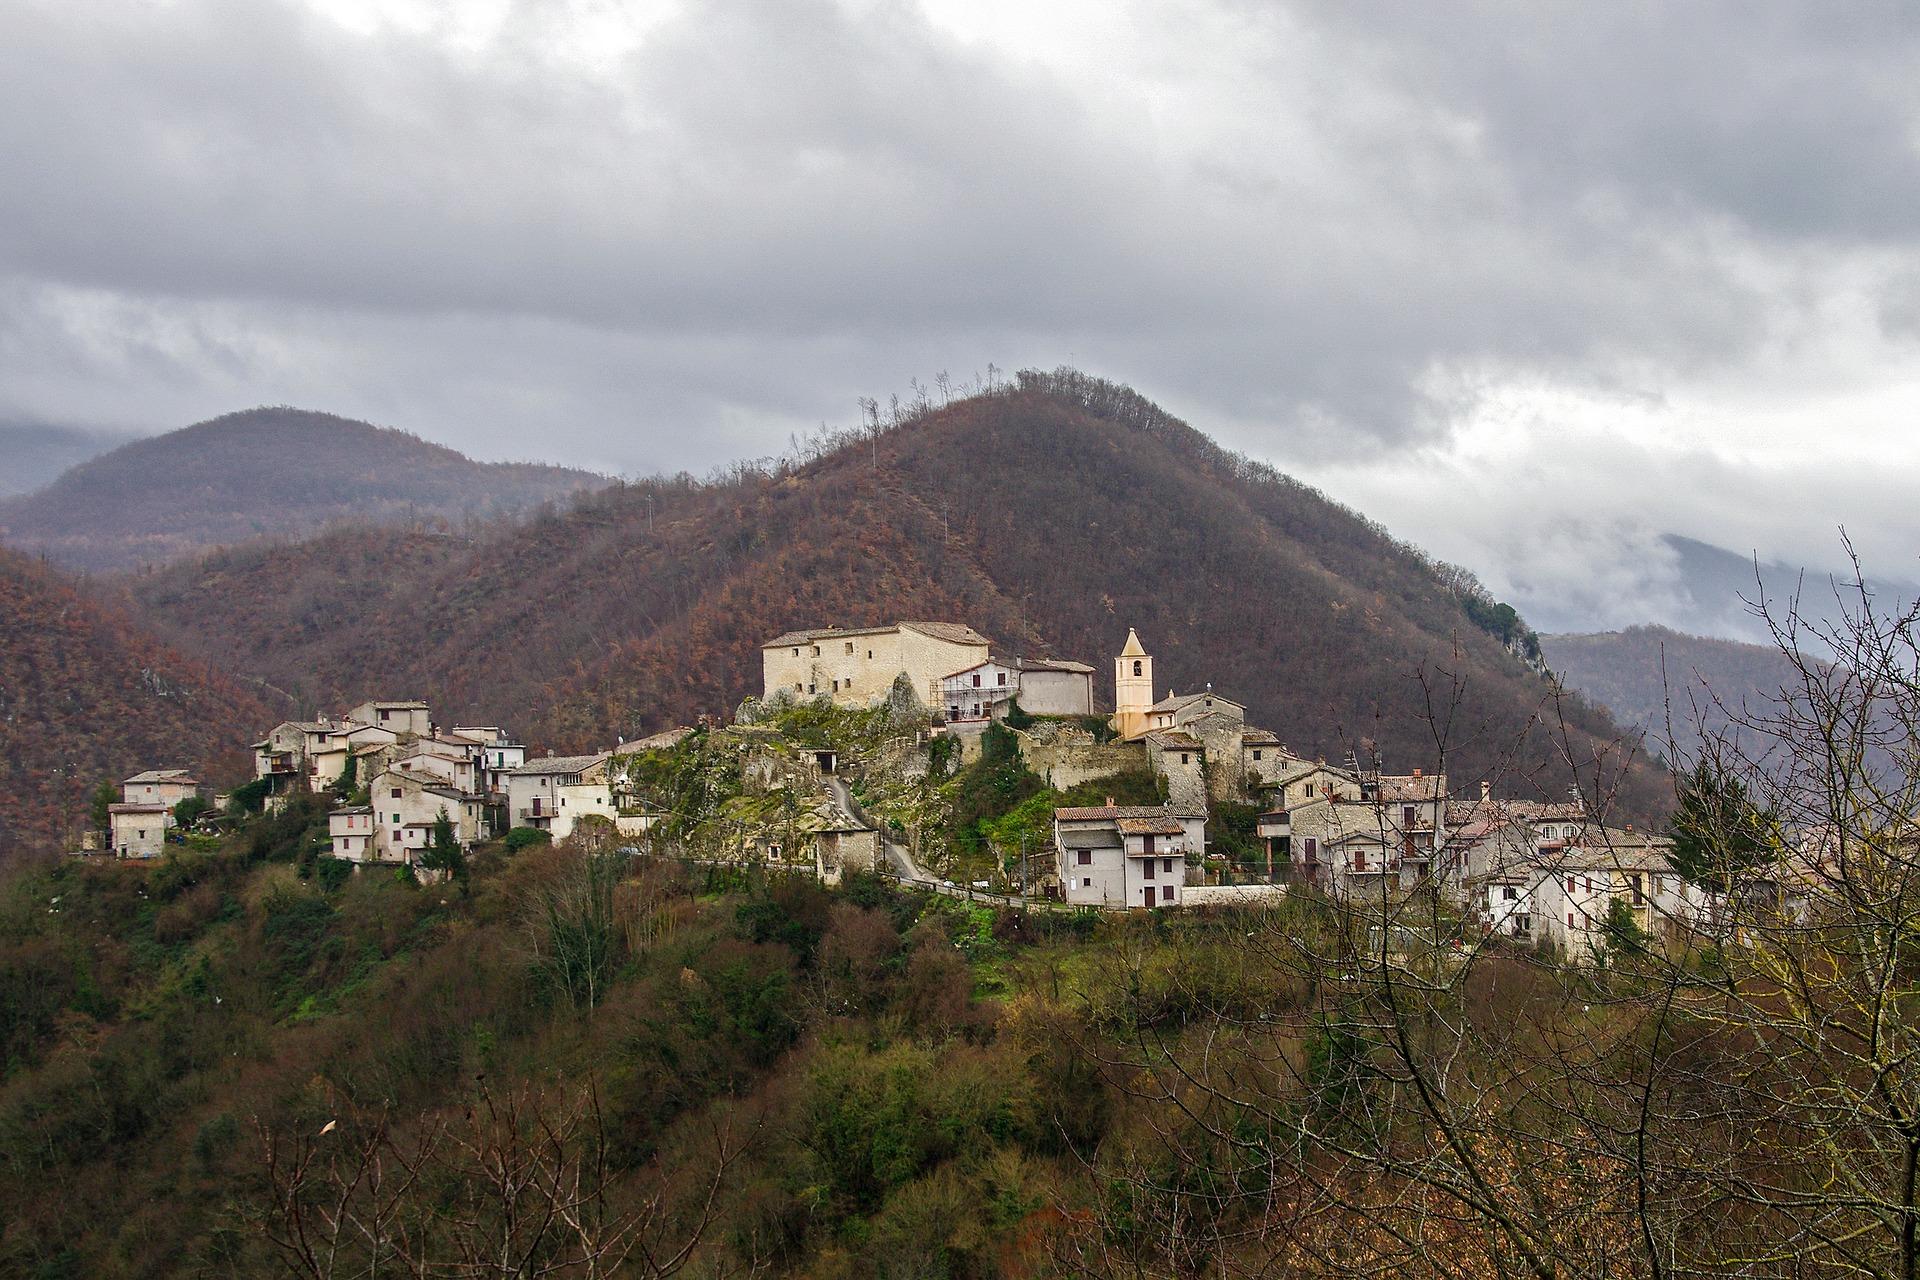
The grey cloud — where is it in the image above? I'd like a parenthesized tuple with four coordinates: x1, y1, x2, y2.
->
(1, 0, 1917, 634)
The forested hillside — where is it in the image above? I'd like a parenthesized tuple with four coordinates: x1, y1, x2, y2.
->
(1542, 624, 1813, 766)
(0, 546, 272, 858)
(0, 407, 605, 571)
(123, 370, 1661, 817)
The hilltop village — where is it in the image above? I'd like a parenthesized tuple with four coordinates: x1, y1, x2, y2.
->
(86, 619, 1730, 963)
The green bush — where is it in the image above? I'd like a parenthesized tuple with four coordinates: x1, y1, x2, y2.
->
(503, 826, 552, 852)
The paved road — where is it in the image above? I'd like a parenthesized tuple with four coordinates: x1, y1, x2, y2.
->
(825, 776, 929, 883)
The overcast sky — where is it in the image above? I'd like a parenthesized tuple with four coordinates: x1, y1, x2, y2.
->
(3, 0, 1918, 636)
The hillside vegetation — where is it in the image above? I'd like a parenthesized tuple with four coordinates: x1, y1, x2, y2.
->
(0, 407, 605, 571)
(124, 370, 1661, 817)
(1541, 624, 1811, 765)
(0, 545, 272, 858)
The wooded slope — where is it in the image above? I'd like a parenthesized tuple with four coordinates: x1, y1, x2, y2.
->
(123, 372, 1663, 814)
(0, 407, 605, 571)
(0, 546, 272, 858)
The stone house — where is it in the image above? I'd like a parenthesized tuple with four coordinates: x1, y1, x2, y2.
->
(328, 806, 376, 861)
(1145, 730, 1209, 811)
(253, 721, 320, 786)
(1054, 803, 1207, 909)
(107, 803, 170, 858)
(762, 622, 991, 708)
(367, 766, 486, 864)
(1009, 657, 1095, 716)
(941, 657, 1022, 724)
(122, 769, 199, 809)
(345, 699, 433, 737)
(504, 753, 610, 840)
(1282, 770, 1449, 899)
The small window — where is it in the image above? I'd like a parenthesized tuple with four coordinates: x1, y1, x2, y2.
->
(1077, 849, 1091, 866)
(1502, 885, 1517, 901)
(1565, 876, 1575, 895)
(1180, 753, 1190, 765)
(1132, 660, 1142, 677)
(997, 672, 1007, 686)
(1253, 750, 1263, 761)
(1305, 783, 1316, 798)
(792, 647, 800, 657)
(1081, 877, 1092, 889)
(867, 649, 873, 659)
(972, 673, 981, 687)
(1162, 858, 1173, 873)
(391, 788, 402, 799)
(845, 641, 854, 655)
(1402, 805, 1416, 826)
(1567, 912, 1575, 928)
(392, 813, 401, 823)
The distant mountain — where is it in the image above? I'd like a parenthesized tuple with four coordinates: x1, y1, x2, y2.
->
(123, 370, 1668, 818)
(0, 422, 131, 497)
(0, 407, 608, 571)
(1540, 624, 1807, 767)
(0, 545, 274, 860)
(1655, 534, 1916, 645)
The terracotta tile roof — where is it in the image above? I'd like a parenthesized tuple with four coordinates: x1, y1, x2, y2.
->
(1376, 774, 1447, 802)
(123, 769, 197, 785)
(901, 621, 991, 646)
(1116, 816, 1185, 836)
(1146, 730, 1205, 750)
(1056, 804, 1206, 821)
(506, 753, 607, 775)
(763, 621, 990, 648)
(1241, 729, 1286, 747)
(107, 802, 170, 814)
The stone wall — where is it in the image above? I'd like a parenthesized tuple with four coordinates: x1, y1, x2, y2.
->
(1017, 732, 1146, 791)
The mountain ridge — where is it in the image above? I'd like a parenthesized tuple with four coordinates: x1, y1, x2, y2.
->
(120, 370, 1667, 817)
(0, 406, 608, 572)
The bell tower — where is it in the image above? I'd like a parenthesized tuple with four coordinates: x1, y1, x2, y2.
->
(1113, 628, 1154, 740)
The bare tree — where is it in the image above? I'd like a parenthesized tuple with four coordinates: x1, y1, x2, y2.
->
(256, 1077, 748, 1279)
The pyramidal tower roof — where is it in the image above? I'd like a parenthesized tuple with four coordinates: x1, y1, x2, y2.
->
(1120, 628, 1148, 658)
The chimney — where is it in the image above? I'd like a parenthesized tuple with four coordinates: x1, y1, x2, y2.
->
(546, 748, 555, 758)
(1105, 795, 1115, 808)
(1481, 780, 1491, 802)
(1413, 767, 1423, 779)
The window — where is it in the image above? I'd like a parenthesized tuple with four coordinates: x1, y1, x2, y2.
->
(1304, 837, 1319, 862)
(1305, 783, 1317, 798)
(1253, 749, 1263, 761)
(794, 682, 803, 693)
(845, 641, 854, 655)
(392, 812, 401, 823)
(792, 647, 800, 657)
(1515, 913, 1531, 933)
(1629, 874, 1644, 905)
(971, 673, 981, 687)
(1402, 805, 1416, 826)
(997, 672, 1007, 686)
(808, 683, 817, 694)
(867, 649, 873, 659)
(1565, 876, 1575, 894)
(1143, 859, 1155, 879)
(1143, 834, 1156, 854)
(1567, 912, 1575, 928)
(1503, 885, 1518, 901)
(380, 710, 391, 721)
(831, 679, 840, 692)
(1081, 877, 1092, 889)
(1163, 858, 1173, 873)
(1132, 660, 1143, 677)
(391, 788, 402, 799)
(1162, 886, 1174, 904)
(1354, 848, 1367, 872)
(1077, 849, 1091, 866)
(1179, 752, 1190, 765)
(811, 645, 821, 656)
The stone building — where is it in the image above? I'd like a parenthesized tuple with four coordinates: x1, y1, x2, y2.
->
(762, 622, 991, 708)
(1054, 802, 1207, 908)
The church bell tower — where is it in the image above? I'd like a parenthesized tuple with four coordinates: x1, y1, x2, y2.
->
(1113, 628, 1154, 740)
